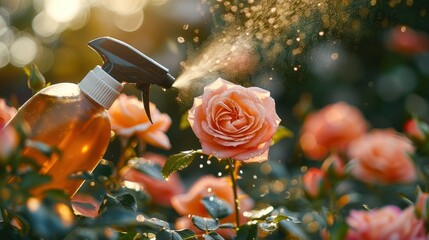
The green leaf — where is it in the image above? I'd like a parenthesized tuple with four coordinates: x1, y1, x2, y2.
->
(128, 158, 164, 181)
(236, 223, 258, 240)
(162, 150, 201, 179)
(204, 232, 225, 240)
(180, 112, 191, 130)
(24, 64, 46, 93)
(329, 219, 349, 240)
(20, 172, 51, 189)
(91, 207, 138, 227)
(218, 223, 235, 229)
(278, 220, 309, 240)
(176, 229, 196, 240)
(243, 206, 274, 220)
(156, 229, 183, 240)
(265, 214, 298, 223)
(201, 195, 233, 219)
(191, 216, 219, 231)
(271, 125, 293, 145)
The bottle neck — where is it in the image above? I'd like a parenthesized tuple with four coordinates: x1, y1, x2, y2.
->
(78, 66, 123, 109)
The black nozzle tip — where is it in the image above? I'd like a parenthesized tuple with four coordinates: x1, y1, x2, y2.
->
(162, 73, 175, 89)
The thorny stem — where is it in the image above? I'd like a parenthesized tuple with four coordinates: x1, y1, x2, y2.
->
(228, 158, 241, 231)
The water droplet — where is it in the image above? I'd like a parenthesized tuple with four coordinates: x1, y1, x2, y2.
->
(207, 187, 212, 193)
(253, 175, 258, 179)
(207, 160, 212, 165)
(319, 31, 325, 36)
(183, 24, 189, 30)
(177, 37, 185, 43)
(239, 170, 243, 174)
(218, 172, 223, 176)
(162, 88, 167, 92)
(90, 181, 96, 187)
(200, 155, 204, 159)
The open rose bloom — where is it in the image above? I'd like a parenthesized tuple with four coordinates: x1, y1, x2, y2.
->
(108, 94, 172, 150)
(347, 129, 416, 184)
(346, 206, 427, 240)
(299, 102, 367, 160)
(188, 78, 281, 162)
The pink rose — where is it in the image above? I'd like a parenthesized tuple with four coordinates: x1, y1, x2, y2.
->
(171, 175, 254, 239)
(120, 153, 184, 207)
(347, 129, 416, 184)
(187, 78, 281, 162)
(346, 206, 427, 240)
(299, 102, 367, 160)
(108, 94, 172, 150)
(0, 98, 17, 128)
(302, 168, 326, 199)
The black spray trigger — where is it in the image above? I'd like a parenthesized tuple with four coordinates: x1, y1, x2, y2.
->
(137, 83, 152, 123)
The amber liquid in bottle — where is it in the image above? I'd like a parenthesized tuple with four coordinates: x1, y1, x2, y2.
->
(9, 83, 111, 197)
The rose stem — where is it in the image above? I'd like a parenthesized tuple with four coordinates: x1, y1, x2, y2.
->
(228, 158, 240, 231)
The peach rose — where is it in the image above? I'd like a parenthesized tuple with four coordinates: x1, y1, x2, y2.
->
(108, 94, 172, 150)
(120, 153, 184, 207)
(171, 175, 254, 238)
(346, 206, 427, 240)
(347, 129, 416, 184)
(0, 98, 17, 128)
(302, 168, 326, 199)
(187, 78, 281, 162)
(300, 102, 367, 160)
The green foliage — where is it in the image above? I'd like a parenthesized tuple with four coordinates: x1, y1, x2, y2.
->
(271, 125, 294, 145)
(191, 216, 220, 231)
(23, 64, 46, 93)
(162, 150, 202, 179)
(201, 195, 233, 219)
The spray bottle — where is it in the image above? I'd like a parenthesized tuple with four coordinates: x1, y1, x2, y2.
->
(6, 37, 175, 197)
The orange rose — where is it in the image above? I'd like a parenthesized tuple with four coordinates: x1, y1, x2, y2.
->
(120, 153, 184, 207)
(347, 129, 416, 184)
(171, 175, 254, 238)
(108, 94, 172, 149)
(0, 98, 17, 128)
(346, 206, 427, 240)
(300, 102, 367, 160)
(188, 78, 281, 162)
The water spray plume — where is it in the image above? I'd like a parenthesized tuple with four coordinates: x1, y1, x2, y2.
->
(174, 0, 381, 104)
